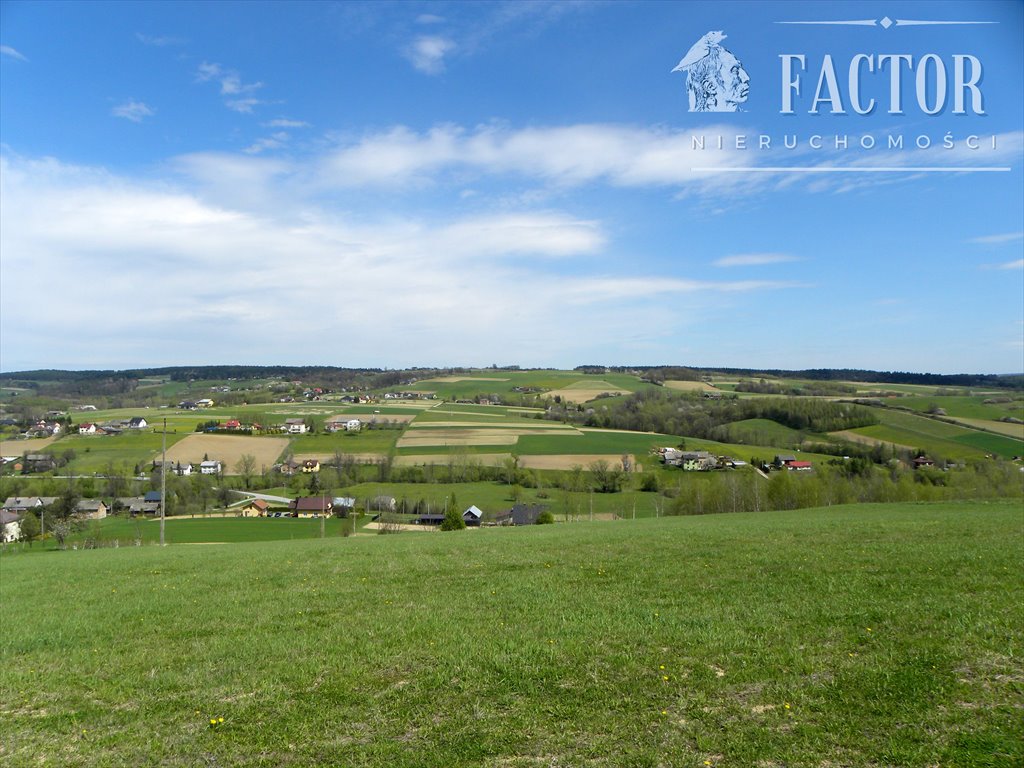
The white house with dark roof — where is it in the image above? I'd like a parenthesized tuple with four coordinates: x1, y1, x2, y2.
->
(1, 510, 22, 543)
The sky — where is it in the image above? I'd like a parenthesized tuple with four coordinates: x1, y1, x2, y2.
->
(1, 0, 1022, 374)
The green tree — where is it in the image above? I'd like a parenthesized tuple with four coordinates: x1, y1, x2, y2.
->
(440, 493, 465, 531)
(17, 511, 40, 545)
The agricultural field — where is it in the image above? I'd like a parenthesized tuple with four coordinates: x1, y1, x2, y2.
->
(844, 406, 1024, 460)
(719, 418, 806, 447)
(164, 434, 290, 472)
(1, 501, 1019, 766)
(544, 380, 631, 404)
(405, 370, 652, 402)
(0, 436, 57, 455)
(288, 430, 401, 459)
(663, 379, 720, 392)
(52, 431, 194, 474)
(53, 513, 362, 547)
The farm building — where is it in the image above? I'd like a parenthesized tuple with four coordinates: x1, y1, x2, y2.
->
(496, 504, 548, 526)
(76, 500, 108, 519)
(289, 496, 333, 517)
(463, 505, 483, 526)
(22, 454, 56, 474)
(680, 451, 716, 471)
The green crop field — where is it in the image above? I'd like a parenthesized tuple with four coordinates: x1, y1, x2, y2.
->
(851, 407, 1024, 459)
(55, 514, 361, 546)
(1, 501, 1020, 767)
(51, 431, 194, 474)
(887, 395, 1023, 420)
(288, 430, 401, 455)
(403, 370, 656, 401)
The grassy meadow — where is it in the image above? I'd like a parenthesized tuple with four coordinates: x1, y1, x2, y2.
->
(1, 500, 1021, 767)
(850, 407, 1024, 460)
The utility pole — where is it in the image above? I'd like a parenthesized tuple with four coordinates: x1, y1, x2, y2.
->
(160, 418, 167, 547)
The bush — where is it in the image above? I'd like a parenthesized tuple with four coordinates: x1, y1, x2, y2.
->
(536, 510, 555, 525)
(440, 506, 466, 531)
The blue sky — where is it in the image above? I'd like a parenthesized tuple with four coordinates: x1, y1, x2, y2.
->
(1, 0, 1021, 373)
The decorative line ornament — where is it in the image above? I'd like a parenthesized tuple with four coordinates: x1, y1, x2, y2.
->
(774, 18, 998, 28)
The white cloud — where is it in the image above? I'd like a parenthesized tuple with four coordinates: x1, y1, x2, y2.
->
(996, 259, 1024, 270)
(112, 100, 155, 123)
(1, 44, 28, 62)
(317, 123, 755, 192)
(713, 253, 800, 268)
(0, 152, 798, 369)
(197, 61, 265, 112)
(970, 231, 1024, 245)
(135, 33, 186, 47)
(226, 97, 265, 114)
(265, 118, 309, 128)
(404, 35, 455, 74)
(417, 14, 445, 25)
(243, 132, 290, 154)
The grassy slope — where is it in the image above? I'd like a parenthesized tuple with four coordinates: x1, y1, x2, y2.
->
(852, 407, 1024, 459)
(1, 501, 1021, 767)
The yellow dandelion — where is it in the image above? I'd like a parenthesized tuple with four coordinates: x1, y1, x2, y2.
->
(662, 675, 669, 681)
(218, 717, 224, 723)
(210, 718, 217, 725)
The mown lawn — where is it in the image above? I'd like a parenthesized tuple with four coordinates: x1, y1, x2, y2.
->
(1, 501, 1021, 767)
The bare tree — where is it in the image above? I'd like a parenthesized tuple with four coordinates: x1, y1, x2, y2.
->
(235, 454, 257, 489)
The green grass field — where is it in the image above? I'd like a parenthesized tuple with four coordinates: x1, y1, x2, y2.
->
(889, 395, 1023, 420)
(404, 370, 655, 401)
(851, 407, 1024, 459)
(720, 418, 807, 447)
(1, 501, 1020, 766)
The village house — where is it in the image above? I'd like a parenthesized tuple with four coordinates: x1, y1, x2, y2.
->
(289, 496, 333, 517)
(1, 510, 22, 543)
(153, 460, 193, 476)
(200, 460, 222, 475)
(76, 499, 108, 519)
(129, 417, 149, 429)
(22, 454, 56, 474)
(680, 451, 716, 471)
(78, 423, 98, 435)
(240, 499, 269, 517)
(2, 496, 58, 514)
(284, 418, 308, 434)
